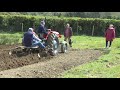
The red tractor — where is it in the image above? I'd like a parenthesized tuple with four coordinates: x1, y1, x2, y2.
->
(9, 29, 68, 57)
(40, 29, 68, 56)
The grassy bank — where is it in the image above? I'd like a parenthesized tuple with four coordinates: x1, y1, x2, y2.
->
(60, 35, 120, 78)
(0, 32, 23, 45)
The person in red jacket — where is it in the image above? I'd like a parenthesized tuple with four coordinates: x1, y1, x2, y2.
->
(105, 24, 116, 48)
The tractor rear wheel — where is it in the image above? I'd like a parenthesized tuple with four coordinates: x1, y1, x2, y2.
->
(47, 33, 59, 56)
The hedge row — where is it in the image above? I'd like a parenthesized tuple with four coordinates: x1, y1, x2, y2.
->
(0, 15, 120, 37)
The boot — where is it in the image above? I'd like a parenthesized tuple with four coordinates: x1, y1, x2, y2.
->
(69, 39, 72, 47)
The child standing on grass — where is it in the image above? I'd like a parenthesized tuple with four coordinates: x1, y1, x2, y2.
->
(105, 24, 116, 48)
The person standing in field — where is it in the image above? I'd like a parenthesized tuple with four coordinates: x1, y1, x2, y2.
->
(37, 20, 48, 39)
(64, 23, 73, 47)
(105, 24, 116, 48)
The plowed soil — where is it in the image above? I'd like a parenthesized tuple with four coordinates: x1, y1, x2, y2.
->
(0, 44, 103, 78)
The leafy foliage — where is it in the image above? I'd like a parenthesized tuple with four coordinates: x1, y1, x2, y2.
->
(0, 15, 120, 36)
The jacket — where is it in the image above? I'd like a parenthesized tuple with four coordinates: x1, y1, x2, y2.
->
(64, 27, 73, 37)
(23, 31, 33, 47)
(105, 28, 115, 41)
(38, 25, 47, 34)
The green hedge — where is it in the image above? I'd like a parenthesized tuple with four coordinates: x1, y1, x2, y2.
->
(0, 15, 120, 37)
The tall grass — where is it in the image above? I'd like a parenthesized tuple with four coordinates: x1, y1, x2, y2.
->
(0, 33, 23, 45)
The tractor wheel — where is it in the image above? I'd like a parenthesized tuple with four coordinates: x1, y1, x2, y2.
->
(47, 33, 59, 56)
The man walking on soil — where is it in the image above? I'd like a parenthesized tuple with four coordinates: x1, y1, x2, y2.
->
(64, 23, 73, 47)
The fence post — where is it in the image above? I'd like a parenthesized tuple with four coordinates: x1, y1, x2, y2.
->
(21, 23, 23, 32)
(33, 23, 35, 31)
(92, 25, 94, 36)
(77, 21, 78, 35)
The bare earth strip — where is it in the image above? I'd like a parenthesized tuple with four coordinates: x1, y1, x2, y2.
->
(0, 45, 103, 78)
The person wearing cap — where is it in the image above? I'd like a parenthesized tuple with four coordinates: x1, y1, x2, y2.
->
(37, 20, 48, 39)
(22, 28, 46, 49)
(105, 24, 116, 48)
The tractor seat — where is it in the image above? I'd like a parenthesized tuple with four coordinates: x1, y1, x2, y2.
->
(24, 46, 39, 49)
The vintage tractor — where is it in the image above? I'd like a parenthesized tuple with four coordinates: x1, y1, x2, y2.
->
(9, 29, 68, 57)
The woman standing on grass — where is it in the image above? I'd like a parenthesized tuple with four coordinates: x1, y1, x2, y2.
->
(105, 24, 116, 48)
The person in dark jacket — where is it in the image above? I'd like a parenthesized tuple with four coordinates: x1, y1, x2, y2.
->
(64, 23, 73, 47)
(105, 24, 116, 48)
(22, 28, 46, 49)
(37, 20, 47, 39)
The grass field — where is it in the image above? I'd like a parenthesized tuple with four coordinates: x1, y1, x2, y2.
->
(0, 32, 23, 45)
(60, 35, 120, 78)
(1, 32, 120, 78)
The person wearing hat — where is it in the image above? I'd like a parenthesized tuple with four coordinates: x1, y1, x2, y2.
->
(22, 28, 46, 49)
(105, 24, 116, 48)
(37, 20, 48, 39)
